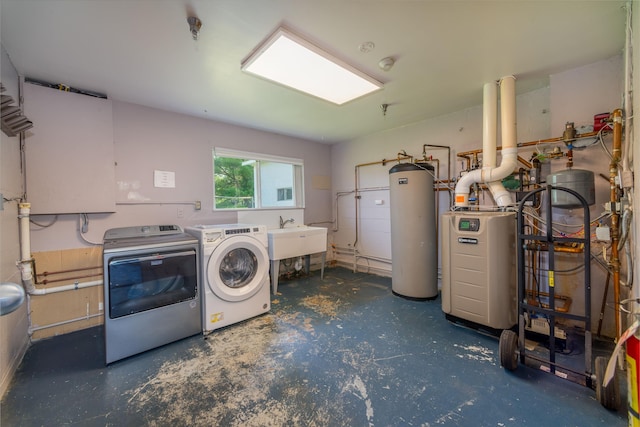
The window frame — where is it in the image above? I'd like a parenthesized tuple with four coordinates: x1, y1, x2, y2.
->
(213, 148, 304, 211)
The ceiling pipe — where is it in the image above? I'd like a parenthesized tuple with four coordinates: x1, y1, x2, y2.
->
(454, 76, 517, 208)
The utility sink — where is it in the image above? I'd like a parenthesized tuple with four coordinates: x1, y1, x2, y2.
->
(267, 226, 327, 260)
(267, 226, 327, 294)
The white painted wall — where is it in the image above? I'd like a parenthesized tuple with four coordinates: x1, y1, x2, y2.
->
(547, 55, 624, 338)
(0, 63, 332, 397)
(0, 44, 30, 398)
(27, 101, 332, 251)
(331, 83, 551, 274)
(331, 55, 623, 337)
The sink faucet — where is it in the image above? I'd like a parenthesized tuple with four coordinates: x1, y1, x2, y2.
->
(279, 216, 295, 229)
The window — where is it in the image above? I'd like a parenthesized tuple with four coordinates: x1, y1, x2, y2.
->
(277, 187, 293, 201)
(213, 148, 304, 210)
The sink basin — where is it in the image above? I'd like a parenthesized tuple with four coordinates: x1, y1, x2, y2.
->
(267, 226, 327, 260)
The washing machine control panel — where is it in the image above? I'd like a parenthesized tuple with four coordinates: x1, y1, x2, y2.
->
(225, 227, 250, 235)
(458, 218, 480, 232)
(204, 232, 223, 243)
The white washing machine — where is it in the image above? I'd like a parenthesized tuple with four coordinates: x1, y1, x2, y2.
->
(185, 224, 270, 333)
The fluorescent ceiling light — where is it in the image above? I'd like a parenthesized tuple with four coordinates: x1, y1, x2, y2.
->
(241, 27, 383, 105)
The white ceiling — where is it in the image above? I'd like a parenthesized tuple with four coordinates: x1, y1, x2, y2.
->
(0, 0, 627, 144)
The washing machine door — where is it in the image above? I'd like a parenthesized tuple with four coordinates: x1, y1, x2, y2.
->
(207, 235, 269, 302)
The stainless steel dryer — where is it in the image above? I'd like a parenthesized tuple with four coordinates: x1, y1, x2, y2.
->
(102, 225, 200, 364)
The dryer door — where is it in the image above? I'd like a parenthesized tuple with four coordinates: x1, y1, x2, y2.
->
(206, 235, 269, 302)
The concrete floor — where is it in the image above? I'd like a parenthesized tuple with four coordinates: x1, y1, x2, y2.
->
(1, 267, 627, 426)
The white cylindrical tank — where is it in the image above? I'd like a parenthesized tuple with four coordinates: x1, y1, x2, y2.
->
(389, 162, 438, 299)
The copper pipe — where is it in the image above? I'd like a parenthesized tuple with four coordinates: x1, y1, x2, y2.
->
(455, 131, 600, 158)
(517, 156, 533, 169)
(423, 144, 452, 183)
(455, 153, 530, 175)
(37, 265, 102, 277)
(610, 108, 623, 339)
(525, 242, 584, 253)
(423, 144, 453, 208)
(525, 290, 572, 313)
(40, 273, 102, 285)
(419, 157, 441, 255)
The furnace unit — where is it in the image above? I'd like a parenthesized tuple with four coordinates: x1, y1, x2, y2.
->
(441, 211, 517, 331)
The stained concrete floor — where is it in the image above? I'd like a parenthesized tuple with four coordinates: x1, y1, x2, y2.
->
(1, 267, 627, 426)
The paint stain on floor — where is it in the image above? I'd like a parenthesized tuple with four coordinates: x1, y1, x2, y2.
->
(5, 269, 625, 426)
(299, 294, 344, 318)
(126, 314, 319, 426)
(125, 284, 365, 427)
(453, 343, 495, 364)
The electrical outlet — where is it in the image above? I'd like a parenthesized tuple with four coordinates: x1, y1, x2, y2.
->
(177, 207, 184, 218)
(195, 200, 201, 210)
(98, 302, 103, 311)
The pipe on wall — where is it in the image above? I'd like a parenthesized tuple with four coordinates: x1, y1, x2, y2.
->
(25, 280, 103, 296)
(17, 203, 35, 294)
(610, 108, 623, 339)
(17, 202, 103, 296)
(29, 312, 103, 334)
(422, 145, 452, 194)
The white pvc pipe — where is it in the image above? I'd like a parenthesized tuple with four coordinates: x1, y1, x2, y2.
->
(488, 76, 518, 207)
(482, 81, 498, 169)
(499, 76, 517, 152)
(622, 1, 632, 178)
(17, 202, 104, 296)
(18, 203, 30, 261)
(17, 202, 37, 295)
(454, 76, 517, 207)
(454, 169, 482, 206)
(26, 280, 103, 296)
